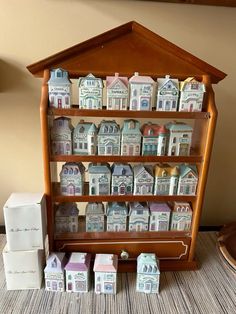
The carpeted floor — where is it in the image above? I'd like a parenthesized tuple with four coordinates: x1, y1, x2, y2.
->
(0, 233, 235, 314)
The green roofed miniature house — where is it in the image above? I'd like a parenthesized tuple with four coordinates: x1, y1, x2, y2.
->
(121, 119, 142, 156)
(78, 73, 103, 109)
(73, 120, 97, 155)
(98, 120, 121, 156)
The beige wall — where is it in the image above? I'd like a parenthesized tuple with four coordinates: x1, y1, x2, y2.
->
(0, 0, 235, 225)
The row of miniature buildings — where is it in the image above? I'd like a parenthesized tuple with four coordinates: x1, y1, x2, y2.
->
(55, 201, 193, 233)
(48, 68, 205, 112)
(45, 252, 160, 294)
(51, 118, 193, 157)
(60, 162, 198, 196)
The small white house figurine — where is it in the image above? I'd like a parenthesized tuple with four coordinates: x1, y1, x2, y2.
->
(48, 68, 72, 108)
(177, 164, 198, 195)
(129, 202, 149, 232)
(60, 162, 85, 196)
(88, 163, 111, 195)
(136, 253, 160, 294)
(44, 252, 67, 292)
(133, 164, 154, 195)
(149, 202, 171, 231)
(121, 119, 142, 156)
(156, 75, 179, 111)
(73, 120, 97, 155)
(106, 202, 128, 231)
(85, 202, 105, 232)
(111, 163, 133, 195)
(93, 254, 118, 295)
(166, 122, 193, 156)
(179, 77, 205, 112)
(97, 120, 121, 155)
(141, 122, 169, 156)
(106, 73, 129, 110)
(170, 202, 193, 231)
(55, 202, 79, 233)
(154, 164, 179, 195)
(78, 73, 103, 109)
(50, 117, 73, 155)
(129, 72, 155, 111)
(65, 252, 91, 293)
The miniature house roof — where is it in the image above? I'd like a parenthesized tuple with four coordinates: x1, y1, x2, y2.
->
(88, 163, 111, 174)
(60, 162, 85, 176)
(149, 202, 171, 213)
(27, 21, 226, 84)
(98, 120, 120, 135)
(133, 164, 153, 179)
(142, 123, 168, 136)
(48, 68, 71, 85)
(77, 73, 104, 88)
(106, 202, 128, 216)
(121, 119, 141, 135)
(157, 74, 179, 90)
(51, 117, 73, 132)
(112, 164, 133, 176)
(65, 252, 91, 271)
(180, 77, 206, 92)
(166, 122, 193, 132)
(172, 202, 192, 213)
(106, 73, 128, 89)
(74, 120, 97, 134)
(155, 164, 179, 177)
(55, 202, 79, 217)
(93, 254, 118, 272)
(129, 202, 149, 215)
(44, 252, 67, 273)
(178, 164, 198, 178)
(129, 72, 154, 84)
(137, 253, 160, 274)
(85, 202, 104, 215)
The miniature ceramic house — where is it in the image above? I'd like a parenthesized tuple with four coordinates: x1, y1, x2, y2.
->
(136, 253, 160, 294)
(177, 164, 198, 195)
(85, 202, 105, 232)
(129, 72, 155, 111)
(55, 202, 79, 233)
(149, 202, 171, 231)
(73, 120, 97, 155)
(156, 75, 179, 111)
(133, 164, 154, 195)
(129, 202, 149, 232)
(141, 123, 169, 156)
(50, 117, 73, 155)
(179, 77, 205, 112)
(97, 120, 121, 155)
(111, 163, 133, 195)
(106, 202, 128, 231)
(121, 119, 142, 156)
(44, 252, 67, 292)
(60, 162, 85, 196)
(88, 163, 111, 195)
(78, 73, 103, 109)
(94, 254, 118, 295)
(106, 73, 129, 110)
(166, 122, 193, 156)
(65, 252, 91, 293)
(154, 164, 179, 195)
(170, 202, 193, 231)
(48, 68, 72, 108)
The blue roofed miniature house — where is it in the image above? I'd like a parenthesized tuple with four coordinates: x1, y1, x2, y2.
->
(106, 202, 128, 232)
(60, 162, 85, 196)
(48, 68, 71, 108)
(97, 120, 121, 155)
(166, 122, 193, 156)
(78, 73, 103, 109)
(177, 164, 198, 195)
(121, 119, 142, 156)
(149, 202, 171, 231)
(170, 202, 193, 231)
(55, 202, 79, 233)
(129, 202, 149, 232)
(50, 117, 74, 155)
(111, 163, 133, 195)
(154, 164, 179, 195)
(85, 202, 105, 232)
(179, 77, 205, 112)
(136, 253, 160, 294)
(73, 120, 97, 155)
(106, 73, 129, 110)
(129, 72, 155, 111)
(156, 75, 179, 111)
(88, 163, 111, 195)
(44, 252, 67, 292)
(133, 164, 154, 195)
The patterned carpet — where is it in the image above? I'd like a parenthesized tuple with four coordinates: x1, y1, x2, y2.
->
(0, 233, 235, 314)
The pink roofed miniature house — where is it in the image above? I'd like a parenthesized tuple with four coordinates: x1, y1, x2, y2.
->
(170, 202, 192, 231)
(65, 252, 91, 293)
(129, 72, 155, 111)
(142, 123, 169, 156)
(93, 254, 118, 295)
(149, 202, 171, 231)
(44, 252, 67, 292)
(106, 73, 129, 110)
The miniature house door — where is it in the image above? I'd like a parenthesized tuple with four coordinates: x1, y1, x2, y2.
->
(57, 97, 62, 108)
(67, 184, 75, 195)
(145, 281, 152, 293)
(179, 144, 189, 155)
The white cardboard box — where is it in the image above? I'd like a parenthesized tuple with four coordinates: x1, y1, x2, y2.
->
(2, 244, 45, 290)
(3, 193, 47, 251)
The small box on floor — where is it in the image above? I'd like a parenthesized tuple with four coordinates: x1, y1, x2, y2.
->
(3, 193, 47, 251)
(2, 244, 45, 290)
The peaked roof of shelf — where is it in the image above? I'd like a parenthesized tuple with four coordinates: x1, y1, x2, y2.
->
(27, 21, 226, 84)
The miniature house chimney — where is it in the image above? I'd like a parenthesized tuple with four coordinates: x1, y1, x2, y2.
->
(115, 72, 119, 77)
(165, 75, 170, 79)
(134, 72, 139, 76)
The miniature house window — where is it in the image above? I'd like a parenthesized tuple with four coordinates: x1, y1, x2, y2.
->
(121, 168, 126, 175)
(173, 137, 176, 143)
(123, 145, 127, 153)
(183, 134, 189, 138)
(104, 126, 108, 133)
(148, 129, 154, 136)
(84, 143, 88, 149)
(69, 168, 73, 174)
(74, 168, 78, 175)
(153, 266, 157, 273)
(142, 265, 148, 272)
(162, 170, 167, 177)
(51, 258, 57, 268)
(148, 265, 152, 272)
(79, 127, 85, 133)
(172, 101, 176, 108)
(167, 84, 172, 89)
(64, 168, 68, 174)
(191, 82, 198, 90)
(136, 209, 143, 215)
(136, 145, 139, 152)
(109, 126, 113, 133)
(50, 96, 54, 104)
(133, 89, 137, 97)
(79, 143, 83, 149)
(56, 70, 62, 78)
(65, 96, 69, 105)
(129, 121, 135, 129)
(159, 100, 163, 108)
(113, 126, 118, 133)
